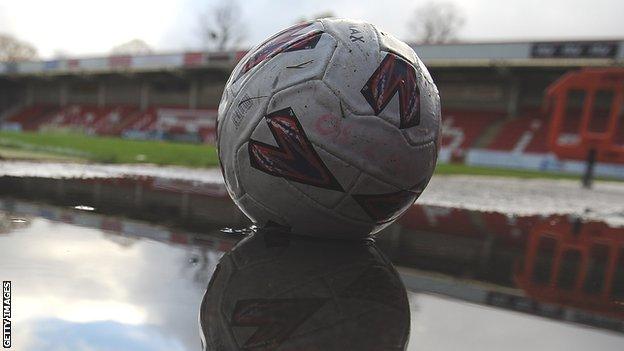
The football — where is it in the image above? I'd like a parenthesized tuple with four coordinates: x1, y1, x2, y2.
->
(217, 18, 441, 238)
(200, 228, 410, 350)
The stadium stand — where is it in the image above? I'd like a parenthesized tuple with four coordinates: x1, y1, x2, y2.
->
(524, 118, 549, 153)
(487, 109, 549, 153)
(5, 105, 59, 131)
(124, 107, 158, 132)
(46, 105, 112, 132)
(2, 104, 218, 143)
(93, 106, 140, 135)
(0, 39, 622, 176)
(616, 118, 624, 146)
(440, 109, 505, 158)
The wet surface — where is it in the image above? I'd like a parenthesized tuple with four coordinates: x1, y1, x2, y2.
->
(200, 228, 410, 350)
(1, 161, 623, 226)
(1, 183, 623, 350)
(0, 209, 225, 351)
(0, 161, 224, 183)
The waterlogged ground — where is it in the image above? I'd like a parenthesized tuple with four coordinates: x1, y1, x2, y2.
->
(0, 161, 224, 183)
(1, 207, 623, 351)
(1, 161, 623, 226)
(421, 176, 624, 227)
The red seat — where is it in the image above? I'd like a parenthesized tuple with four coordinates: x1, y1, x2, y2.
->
(441, 109, 503, 154)
(487, 109, 550, 153)
(6, 105, 59, 131)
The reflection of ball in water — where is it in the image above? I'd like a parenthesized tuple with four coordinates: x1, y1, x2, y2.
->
(200, 228, 410, 350)
(217, 18, 440, 238)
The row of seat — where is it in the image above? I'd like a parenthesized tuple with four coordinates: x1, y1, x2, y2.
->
(440, 108, 624, 155)
(4, 104, 622, 155)
(3, 104, 217, 143)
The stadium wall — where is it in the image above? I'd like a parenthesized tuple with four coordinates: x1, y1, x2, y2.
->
(466, 149, 624, 179)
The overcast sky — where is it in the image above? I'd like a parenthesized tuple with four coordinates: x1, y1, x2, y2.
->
(0, 0, 622, 59)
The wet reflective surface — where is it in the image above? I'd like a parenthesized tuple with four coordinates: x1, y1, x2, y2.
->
(2, 161, 623, 226)
(0, 200, 234, 351)
(1, 173, 624, 350)
(201, 228, 410, 350)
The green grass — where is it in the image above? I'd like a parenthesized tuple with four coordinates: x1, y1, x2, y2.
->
(434, 163, 620, 182)
(0, 131, 619, 182)
(0, 145, 85, 162)
(0, 131, 219, 167)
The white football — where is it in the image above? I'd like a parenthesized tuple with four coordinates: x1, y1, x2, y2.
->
(217, 18, 440, 238)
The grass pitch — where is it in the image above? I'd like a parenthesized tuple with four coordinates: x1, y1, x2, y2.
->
(0, 131, 617, 182)
(0, 131, 219, 167)
(434, 163, 590, 180)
